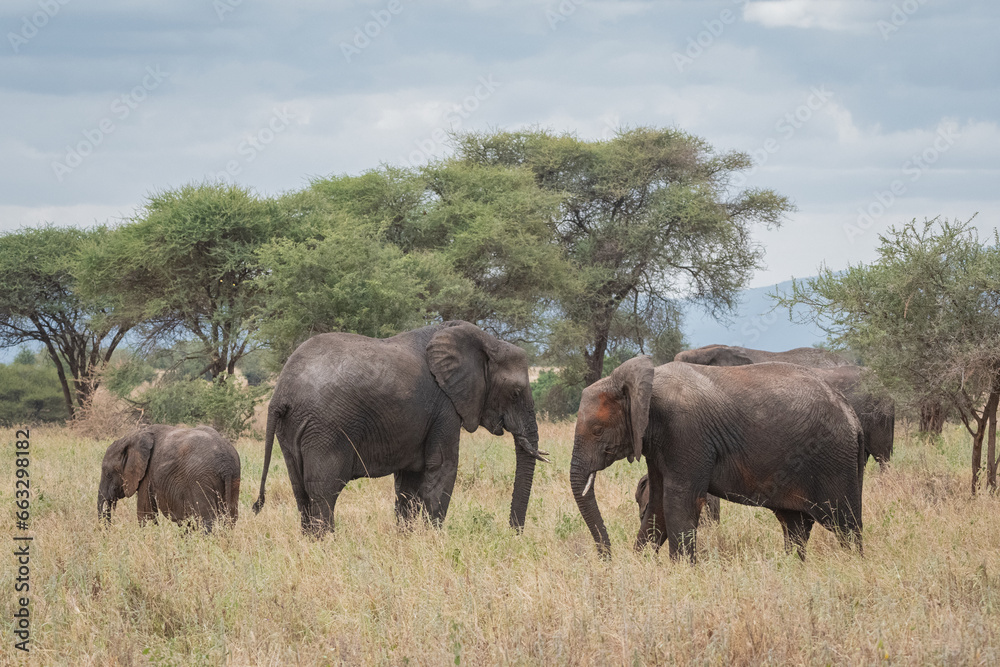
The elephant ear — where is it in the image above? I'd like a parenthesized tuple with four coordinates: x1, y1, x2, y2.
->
(426, 322, 491, 433)
(611, 356, 655, 462)
(121, 430, 154, 498)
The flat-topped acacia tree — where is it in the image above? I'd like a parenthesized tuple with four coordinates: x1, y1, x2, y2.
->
(448, 127, 794, 386)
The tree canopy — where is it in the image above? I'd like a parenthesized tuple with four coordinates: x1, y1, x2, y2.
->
(449, 127, 793, 384)
(0, 225, 134, 417)
(776, 217, 1000, 493)
(81, 183, 281, 380)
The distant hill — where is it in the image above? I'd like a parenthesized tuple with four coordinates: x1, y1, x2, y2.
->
(680, 279, 829, 353)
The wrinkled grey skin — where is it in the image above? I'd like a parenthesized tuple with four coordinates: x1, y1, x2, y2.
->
(635, 474, 719, 523)
(675, 344, 894, 469)
(253, 321, 547, 536)
(98, 425, 240, 531)
(571, 358, 864, 561)
(675, 344, 851, 368)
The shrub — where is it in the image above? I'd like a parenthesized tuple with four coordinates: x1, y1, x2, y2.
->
(531, 369, 582, 420)
(0, 352, 68, 425)
(138, 375, 269, 438)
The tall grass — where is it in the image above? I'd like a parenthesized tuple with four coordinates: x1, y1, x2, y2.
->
(2, 420, 998, 665)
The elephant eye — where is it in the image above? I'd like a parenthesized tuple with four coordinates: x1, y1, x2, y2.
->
(591, 425, 605, 437)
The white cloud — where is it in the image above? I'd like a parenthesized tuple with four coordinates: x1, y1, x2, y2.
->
(743, 0, 881, 31)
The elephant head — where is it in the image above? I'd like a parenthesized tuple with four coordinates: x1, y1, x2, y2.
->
(97, 429, 153, 523)
(674, 344, 753, 366)
(427, 321, 548, 530)
(570, 356, 654, 555)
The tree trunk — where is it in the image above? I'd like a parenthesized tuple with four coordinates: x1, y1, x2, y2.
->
(985, 387, 999, 493)
(972, 428, 985, 496)
(583, 334, 608, 387)
(988, 405, 997, 493)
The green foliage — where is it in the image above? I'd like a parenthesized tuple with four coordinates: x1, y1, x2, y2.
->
(0, 225, 134, 417)
(235, 349, 272, 386)
(0, 356, 67, 425)
(451, 127, 792, 383)
(775, 217, 1000, 490)
(255, 207, 443, 363)
(138, 375, 268, 438)
(13, 347, 37, 365)
(531, 370, 583, 420)
(102, 355, 157, 399)
(81, 183, 281, 379)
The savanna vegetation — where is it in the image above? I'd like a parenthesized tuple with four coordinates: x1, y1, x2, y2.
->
(1, 421, 997, 664)
(2, 126, 999, 663)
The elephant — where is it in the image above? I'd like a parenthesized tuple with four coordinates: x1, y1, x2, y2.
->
(571, 357, 864, 561)
(98, 425, 240, 531)
(674, 344, 851, 368)
(635, 474, 719, 523)
(252, 320, 548, 536)
(675, 344, 894, 469)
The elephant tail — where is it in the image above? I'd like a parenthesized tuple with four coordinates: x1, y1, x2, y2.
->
(252, 403, 282, 514)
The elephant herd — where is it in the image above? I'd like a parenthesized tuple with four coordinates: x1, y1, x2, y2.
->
(97, 323, 894, 563)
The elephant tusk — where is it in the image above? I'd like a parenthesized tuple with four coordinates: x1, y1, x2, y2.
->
(581, 472, 595, 497)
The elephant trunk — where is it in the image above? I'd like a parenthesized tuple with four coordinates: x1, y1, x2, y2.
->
(570, 455, 611, 557)
(509, 435, 537, 531)
(97, 491, 115, 524)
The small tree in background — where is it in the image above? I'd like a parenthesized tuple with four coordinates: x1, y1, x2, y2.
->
(81, 183, 280, 381)
(0, 226, 135, 418)
(776, 217, 1000, 493)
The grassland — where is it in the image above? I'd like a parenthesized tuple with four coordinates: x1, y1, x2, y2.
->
(2, 419, 999, 665)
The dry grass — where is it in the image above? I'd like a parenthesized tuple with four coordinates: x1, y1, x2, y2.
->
(2, 419, 999, 665)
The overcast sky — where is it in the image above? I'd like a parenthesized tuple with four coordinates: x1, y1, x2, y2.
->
(2, 0, 997, 288)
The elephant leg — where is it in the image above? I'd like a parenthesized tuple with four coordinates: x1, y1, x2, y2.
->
(662, 485, 700, 562)
(635, 470, 666, 552)
(301, 447, 352, 536)
(773, 509, 814, 560)
(137, 488, 158, 526)
(418, 433, 460, 526)
(394, 470, 426, 524)
(702, 494, 721, 523)
(812, 496, 864, 555)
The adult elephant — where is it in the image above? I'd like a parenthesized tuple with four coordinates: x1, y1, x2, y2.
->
(252, 321, 548, 535)
(571, 357, 864, 561)
(98, 425, 240, 531)
(674, 344, 851, 368)
(675, 344, 894, 469)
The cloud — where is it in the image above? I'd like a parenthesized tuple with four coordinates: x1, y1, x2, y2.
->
(743, 0, 881, 31)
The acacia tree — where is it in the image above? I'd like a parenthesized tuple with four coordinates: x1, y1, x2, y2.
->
(776, 218, 1000, 493)
(81, 183, 280, 381)
(253, 187, 445, 363)
(306, 164, 572, 342)
(0, 225, 134, 418)
(451, 127, 793, 384)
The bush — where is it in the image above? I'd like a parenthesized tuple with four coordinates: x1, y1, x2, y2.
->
(138, 375, 269, 438)
(0, 353, 68, 425)
(531, 370, 582, 420)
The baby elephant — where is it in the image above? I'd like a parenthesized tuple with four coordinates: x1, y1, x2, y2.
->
(98, 425, 241, 531)
(635, 474, 720, 523)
